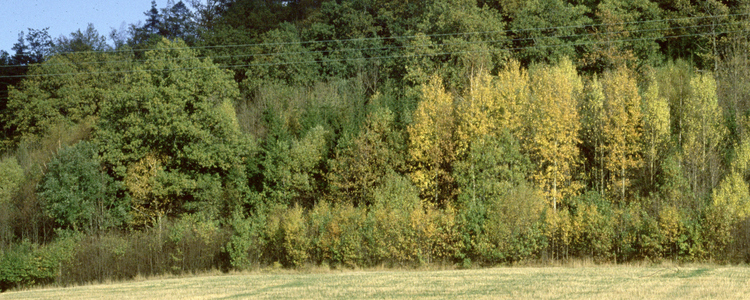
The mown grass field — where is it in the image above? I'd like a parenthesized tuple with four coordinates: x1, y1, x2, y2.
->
(4, 264, 750, 299)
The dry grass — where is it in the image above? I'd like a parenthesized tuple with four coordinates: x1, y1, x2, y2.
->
(4, 264, 750, 299)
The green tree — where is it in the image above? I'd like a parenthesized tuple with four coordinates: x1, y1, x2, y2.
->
(328, 106, 405, 206)
(38, 141, 124, 233)
(52, 23, 110, 53)
(580, 0, 664, 72)
(262, 125, 329, 207)
(5, 50, 133, 142)
(510, 0, 591, 65)
(95, 38, 247, 221)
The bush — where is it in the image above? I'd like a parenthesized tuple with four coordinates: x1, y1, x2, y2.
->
(280, 205, 310, 268)
(0, 235, 76, 291)
(569, 191, 614, 261)
(61, 217, 228, 285)
(38, 141, 124, 233)
(310, 202, 366, 268)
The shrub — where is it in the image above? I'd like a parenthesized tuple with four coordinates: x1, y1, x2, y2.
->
(476, 184, 546, 264)
(569, 191, 614, 261)
(38, 141, 124, 233)
(280, 205, 310, 268)
(0, 235, 76, 291)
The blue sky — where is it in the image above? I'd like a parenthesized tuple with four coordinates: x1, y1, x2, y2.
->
(1, 0, 163, 53)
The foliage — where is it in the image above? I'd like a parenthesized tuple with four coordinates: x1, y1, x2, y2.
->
(599, 65, 643, 202)
(5, 51, 132, 141)
(0, 235, 77, 292)
(408, 74, 457, 204)
(525, 58, 583, 209)
(0, 156, 23, 205)
(95, 38, 247, 220)
(328, 106, 405, 206)
(38, 141, 124, 233)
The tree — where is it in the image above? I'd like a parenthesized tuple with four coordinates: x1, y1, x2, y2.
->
(328, 106, 406, 206)
(5, 50, 133, 141)
(525, 58, 583, 210)
(160, 0, 197, 43)
(580, 75, 606, 195)
(144, 0, 161, 35)
(683, 72, 725, 199)
(262, 125, 329, 207)
(580, 0, 664, 73)
(38, 141, 124, 233)
(600, 66, 643, 202)
(454, 132, 542, 263)
(642, 72, 670, 191)
(11, 28, 53, 65)
(52, 24, 110, 53)
(408, 74, 457, 204)
(510, 0, 591, 65)
(95, 38, 248, 222)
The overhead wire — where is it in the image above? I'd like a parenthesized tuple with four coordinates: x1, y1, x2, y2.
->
(1, 18, 742, 71)
(1, 27, 743, 79)
(1, 11, 747, 69)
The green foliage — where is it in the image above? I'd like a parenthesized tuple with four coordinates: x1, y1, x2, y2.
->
(511, 0, 591, 65)
(328, 106, 406, 206)
(0, 156, 23, 205)
(262, 125, 329, 207)
(455, 132, 543, 263)
(0, 235, 77, 291)
(5, 50, 132, 142)
(366, 173, 420, 264)
(568, 191, 614, 261)
(38, 141, 124, 233)
(95, 38, 248, 219)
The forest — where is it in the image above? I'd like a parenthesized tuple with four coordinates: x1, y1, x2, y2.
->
(1, 0, 750, 290)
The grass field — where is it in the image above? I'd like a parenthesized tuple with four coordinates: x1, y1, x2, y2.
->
(4, 264, 750, 299)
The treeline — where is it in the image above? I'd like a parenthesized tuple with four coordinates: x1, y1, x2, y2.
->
(2, 0, 750, 291)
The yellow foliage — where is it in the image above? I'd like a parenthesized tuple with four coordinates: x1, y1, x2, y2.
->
(658, 205, 682, 249)
(600, 66, 643, 202)
(712, 171, 750, 222)
(456, 59, 529, 157)
(408, 74, 457, 204)
(642, 74, 670, 187)
(125, 153, 169, 227)
(526, 58, 582, 209)
(683, 72, 726, 196)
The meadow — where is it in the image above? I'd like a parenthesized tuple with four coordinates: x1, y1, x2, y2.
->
(4, 264, 749, 299)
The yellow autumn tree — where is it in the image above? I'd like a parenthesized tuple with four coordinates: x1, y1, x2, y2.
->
(456, 59, 529, 158)
(600, 66, 643, 202)
(526, 58, 582, 210)
(408, 74, 457, 204)
(455, 70, 496, 159)
(125, 153, 169, 227)
(683, 72, 726, 198)
(494, 59, 530, 137)
(642, 73, 671, 189)
(580, 75, 606, 195)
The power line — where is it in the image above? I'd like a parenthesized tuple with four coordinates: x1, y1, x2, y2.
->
(2, 27, 742, 79)
(4, 11, 748, 62)
(1, 19, 744, 72)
